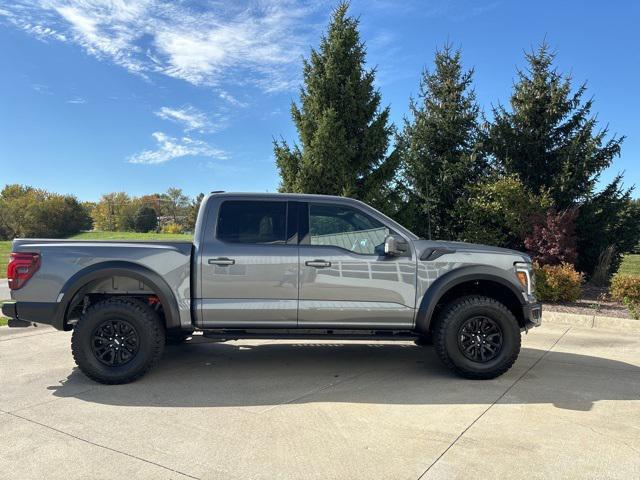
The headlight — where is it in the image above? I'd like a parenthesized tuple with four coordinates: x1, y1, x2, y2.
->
(515, 262, 533, 295)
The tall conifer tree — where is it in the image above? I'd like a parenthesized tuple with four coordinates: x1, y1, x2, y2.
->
(274, 2, 397, 209)
(489, 43, 636, 274)
(488, 43, 624, 208)
(397, 44, 483, 240)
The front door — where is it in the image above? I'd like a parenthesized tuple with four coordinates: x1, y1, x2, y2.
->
(298, 202, 416, 329)
(199, 199, 299, 328)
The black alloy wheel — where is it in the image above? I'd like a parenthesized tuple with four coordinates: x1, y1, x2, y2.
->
(457, 316, 503, 363)
(91, 319, 140, 366)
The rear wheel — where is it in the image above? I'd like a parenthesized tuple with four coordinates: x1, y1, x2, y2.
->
(71, 297, 165, 384)
(433, 295, 521, 379)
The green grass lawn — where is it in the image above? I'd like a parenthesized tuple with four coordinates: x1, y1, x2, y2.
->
(0, 300, 7, 326)
(0, 240, 10, 276)
(618, 254, 640, 277)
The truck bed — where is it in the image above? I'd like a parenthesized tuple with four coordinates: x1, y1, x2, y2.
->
(9, 238, 194, 328)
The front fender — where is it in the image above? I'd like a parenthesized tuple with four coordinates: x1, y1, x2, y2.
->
(414, 265, 525, 333)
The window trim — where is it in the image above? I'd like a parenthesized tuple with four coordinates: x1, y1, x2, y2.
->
(286, 201, 301, 245)
(300, 202, 401, 256)
(215, 199, 292, 246)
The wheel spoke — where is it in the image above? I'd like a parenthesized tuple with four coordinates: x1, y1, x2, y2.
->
(457, 316, 503, 363)
(92, 319, 139, 367)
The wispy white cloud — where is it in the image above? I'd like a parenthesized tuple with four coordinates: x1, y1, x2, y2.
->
(23, 23, 67, 41)
(154, 105, 213, 132)
(66, 97, 86, 104)
(2, 0, 322, 91)
(218, 90, 248, 108)
(128, 132, 227, 165)
(31, 83, 53, 95)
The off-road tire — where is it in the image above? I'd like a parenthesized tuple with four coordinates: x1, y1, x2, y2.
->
(71, 297, 165, 384)
(433, 295, 521, 380)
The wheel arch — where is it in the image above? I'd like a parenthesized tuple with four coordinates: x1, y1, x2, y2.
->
(415, 265, 526, 333)
(59, 261, 181, 332)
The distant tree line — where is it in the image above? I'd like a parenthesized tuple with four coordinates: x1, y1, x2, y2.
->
(89, 188, 204, 234)
(0, 186, 204, 240)
(275, 2, 640, 279)
(0, 184, 92, 239)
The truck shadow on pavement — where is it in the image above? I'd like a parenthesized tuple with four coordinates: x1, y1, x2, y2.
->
(49, 339, 640, 412)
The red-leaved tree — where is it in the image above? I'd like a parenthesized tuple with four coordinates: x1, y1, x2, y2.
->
(524, 208, 579, 266)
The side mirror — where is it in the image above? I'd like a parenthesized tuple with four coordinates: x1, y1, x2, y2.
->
(384, 234, 408, 256)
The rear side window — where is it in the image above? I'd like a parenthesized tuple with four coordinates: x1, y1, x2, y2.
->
(217, 201, 287, 244)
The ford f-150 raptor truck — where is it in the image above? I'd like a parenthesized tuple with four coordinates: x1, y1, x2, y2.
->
(3, 192, 541, 384)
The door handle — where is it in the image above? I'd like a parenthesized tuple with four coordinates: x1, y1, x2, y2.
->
(208, 257, 235, 266)
(305, 259, 331, 268)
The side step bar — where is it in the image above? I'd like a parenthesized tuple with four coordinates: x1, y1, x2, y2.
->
(200, 328, 420, 342)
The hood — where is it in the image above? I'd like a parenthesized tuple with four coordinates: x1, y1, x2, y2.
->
(412, 239, 532, 263)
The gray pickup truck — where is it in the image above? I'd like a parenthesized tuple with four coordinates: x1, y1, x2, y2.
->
(3, 192, 541, 384)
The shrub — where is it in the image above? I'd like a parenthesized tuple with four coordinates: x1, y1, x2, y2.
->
(610, 275, 640, 319)
(534, 262, 583, 302)
(161, 223, 183, 234)
(133, 206, 158, 233)
(524, 208, 578, 266)
(456, 174, 551, 248)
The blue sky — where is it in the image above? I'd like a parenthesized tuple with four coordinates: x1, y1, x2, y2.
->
(0, 0, 638, 201)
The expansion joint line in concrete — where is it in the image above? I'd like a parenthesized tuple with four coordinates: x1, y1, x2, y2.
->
(417, 327, 572, 479)
(0, 408, 201, 480)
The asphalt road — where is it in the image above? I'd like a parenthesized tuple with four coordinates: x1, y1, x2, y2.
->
(1, 323, 639, 479)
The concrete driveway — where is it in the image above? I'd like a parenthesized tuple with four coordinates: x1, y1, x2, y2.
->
(1, 324, 639, 480)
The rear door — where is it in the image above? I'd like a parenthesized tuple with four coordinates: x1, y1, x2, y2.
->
(198, 199, 299, 328)
(298, 202, 416, 329)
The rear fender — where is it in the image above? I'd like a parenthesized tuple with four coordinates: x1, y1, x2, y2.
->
(59, 261, 182, 332)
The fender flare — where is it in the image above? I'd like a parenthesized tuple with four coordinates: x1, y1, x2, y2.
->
(414, 265, 525, 333)
(58, 261, 182, 331)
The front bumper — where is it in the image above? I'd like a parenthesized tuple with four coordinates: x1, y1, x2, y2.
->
(2, 301, 63, 329)
(522, 301, 542, 330)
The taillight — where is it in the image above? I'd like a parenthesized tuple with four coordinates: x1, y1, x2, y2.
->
(7, 252, 41, 290)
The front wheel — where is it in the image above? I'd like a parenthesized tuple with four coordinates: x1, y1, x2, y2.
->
(433, 295, 521, 379)
(71, 298, 165, 384)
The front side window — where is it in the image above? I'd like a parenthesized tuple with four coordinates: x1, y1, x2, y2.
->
(309, 204, 390, 254)
(217, 201, 287, 244)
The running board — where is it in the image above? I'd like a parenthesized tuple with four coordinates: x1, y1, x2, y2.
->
(200, 328, 420, 341)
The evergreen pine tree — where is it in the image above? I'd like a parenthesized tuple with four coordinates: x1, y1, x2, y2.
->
(274, 2, 397, 209)
(490, 43, 636, 276)
(488, 43, 623, 208)
(397, 44, 484, 240)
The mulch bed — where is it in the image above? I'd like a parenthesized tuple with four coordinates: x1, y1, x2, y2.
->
(544, 285, 633, 319)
